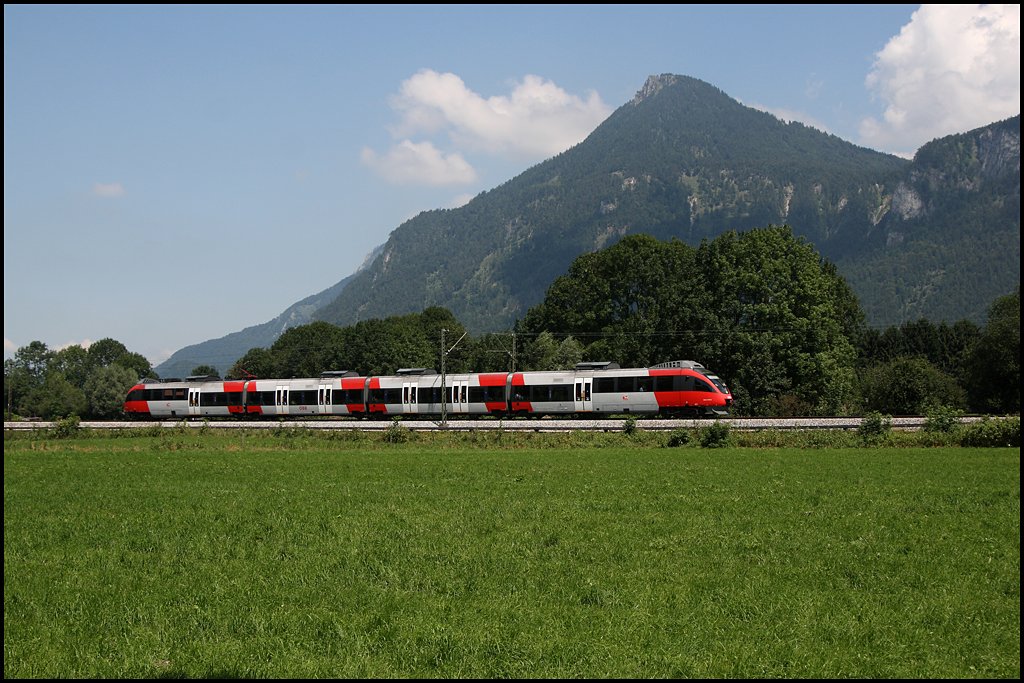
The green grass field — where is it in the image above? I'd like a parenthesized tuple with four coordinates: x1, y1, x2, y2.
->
(4, 431, 1020, 678)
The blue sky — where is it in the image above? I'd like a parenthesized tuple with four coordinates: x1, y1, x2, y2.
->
(4, 4, 1020, 366)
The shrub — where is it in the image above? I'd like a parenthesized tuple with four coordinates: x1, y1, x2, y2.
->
(665, 428, 692, 448)
(622, 415, 638, 436)
(49, 415, 81, 439)
(699, 421, 731, 448)
(382, 418, 410, 444)
(858, 411, 892, 444)
(923, 404, 962, 434)
(959, 417, 1020, 447)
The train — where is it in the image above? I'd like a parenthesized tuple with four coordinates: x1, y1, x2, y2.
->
(123, 360, 733, 420)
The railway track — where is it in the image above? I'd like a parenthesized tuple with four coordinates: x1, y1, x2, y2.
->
(3, 416, 990, 432)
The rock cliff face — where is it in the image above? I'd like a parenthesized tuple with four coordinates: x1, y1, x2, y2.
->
(841, 115, 1020, 326)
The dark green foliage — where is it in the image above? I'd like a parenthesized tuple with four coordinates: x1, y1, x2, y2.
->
(959, 417, 1020, 447)
(4, 338, 155, 419)
(965, 287, 1020, 414)
(382, 418, 411, 444)
(48, 414, 81, 438)
(858, 319, 981, 379)
(189, 364, 220, 378)
(698, 420, 732, 448)
(21, 373, 87, 420)
(665, 428, 692, 447)
(228, 307, 468, 379)
(923, 404, 964, 434)
(622, 415, 638, 435)
(858, 411, 892, 444)
(522, 226, 860, 415)
(84, 365, 139, 418)
(267, 320, 351, 378)
(228, 347, 276, 379)
(859, 357, 966, 415)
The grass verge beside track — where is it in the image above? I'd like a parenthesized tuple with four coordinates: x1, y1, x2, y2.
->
(3, 432, 1020, 678)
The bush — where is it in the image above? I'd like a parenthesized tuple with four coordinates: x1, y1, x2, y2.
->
(49, 415, 81, 439)
(382, 418, 410, 444)
(622, 415, 638, 436)
(699, 421, 732, 448)
(665, 428, 692, 448)
(923, 404, 962, 433)
(858, 411, 892, 444)
(959, 417, 1020, 447)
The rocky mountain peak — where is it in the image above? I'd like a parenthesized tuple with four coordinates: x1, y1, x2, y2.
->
(631, 74, 680, 104)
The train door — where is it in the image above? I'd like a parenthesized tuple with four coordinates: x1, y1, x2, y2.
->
(403, 381, 419, 415)
(276, 385, 290, 416)
(318, 382, 332, 415)
(188, 388, 202, 417)
(450, 379, 469, 414)
(574, 377, 593, 413)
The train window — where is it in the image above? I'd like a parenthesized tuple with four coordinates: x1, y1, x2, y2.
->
(551, 385, 571, 402)
(595, 378, 615, 393)
(694, 379, 714, 392)
(619, 377, 638, 393)
(637, 377, 653, 392)
(654, 377, 673, 392)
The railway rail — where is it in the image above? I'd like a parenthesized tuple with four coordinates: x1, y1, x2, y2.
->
(3, 416, 991, 432)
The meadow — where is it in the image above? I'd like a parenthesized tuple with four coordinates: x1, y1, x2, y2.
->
(3, 428, 1020, 678)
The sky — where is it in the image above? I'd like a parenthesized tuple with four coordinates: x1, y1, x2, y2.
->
(4, 4, 1020, 367)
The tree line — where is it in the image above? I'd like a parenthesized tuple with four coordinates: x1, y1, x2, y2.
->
(5, 226, 1019, 419)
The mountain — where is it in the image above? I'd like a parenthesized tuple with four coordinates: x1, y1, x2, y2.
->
(837, 115, 1020, 326)
(153, 272, 356, 379)
(315, 74, 1018, 334)
(160, 74, 1019, 374)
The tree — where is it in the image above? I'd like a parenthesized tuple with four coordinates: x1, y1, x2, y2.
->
(20, 373, 87, 419)
(115, 352, 156, 380)
(521, 226, 862, 415)
(190, 365, 221, 378)
(966, 287, 1020, 414)
(270, 321, 350, 378)
(859, 357, 966, 415)
(85, 365, 138, 418)
(87, 338, 129, 368)
(49, 345, 92, 387)
(228, 347, 276, 379)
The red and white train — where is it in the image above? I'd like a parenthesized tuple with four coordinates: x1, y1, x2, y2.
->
(123, 360, 732, 419)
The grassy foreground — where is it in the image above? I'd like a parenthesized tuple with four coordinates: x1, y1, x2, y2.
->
(3, 431, 1020, 678)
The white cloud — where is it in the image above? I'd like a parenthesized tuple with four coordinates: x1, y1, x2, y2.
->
(363, 70, 612, 185)
(859, 4, 1020, 157)
(92, 182, 126, 198)
(361, 140, 477, 186)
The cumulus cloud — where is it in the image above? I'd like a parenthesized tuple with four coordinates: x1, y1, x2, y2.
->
(363, 70, 611, 185)
(92, 182, 126, 198)
(860, 4, 1020, 157)
(361, 140, 477, 186)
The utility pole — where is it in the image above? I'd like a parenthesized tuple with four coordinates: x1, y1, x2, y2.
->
(439, 327, 466, 427)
